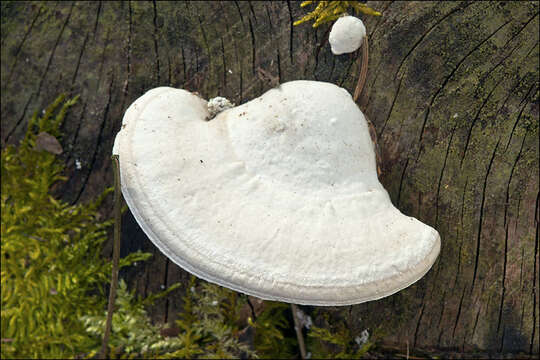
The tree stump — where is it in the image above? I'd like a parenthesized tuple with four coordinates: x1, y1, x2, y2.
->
(1, 1, 538, 356)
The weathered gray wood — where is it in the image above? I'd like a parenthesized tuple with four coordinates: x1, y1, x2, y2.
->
(1, 1, 538, 356)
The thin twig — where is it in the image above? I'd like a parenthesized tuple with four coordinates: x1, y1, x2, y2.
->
(246, 296, 258, 321)
(99, 155, 122, 358)
(353, 36, 369, 103)
(291, 303, 307, 359)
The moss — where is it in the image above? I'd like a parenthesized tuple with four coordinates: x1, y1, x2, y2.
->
(1, 95, 152, 358)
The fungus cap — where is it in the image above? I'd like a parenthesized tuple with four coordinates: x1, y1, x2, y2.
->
(329, 15, 366, 55)
(113, 80, 440, 306)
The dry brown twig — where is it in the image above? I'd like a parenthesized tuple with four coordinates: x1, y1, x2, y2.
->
(99, 155, 122, 359)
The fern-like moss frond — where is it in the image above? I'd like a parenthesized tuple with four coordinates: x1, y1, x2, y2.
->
(294, 1, 381, 28)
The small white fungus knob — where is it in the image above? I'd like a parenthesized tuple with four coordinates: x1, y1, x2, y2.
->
(207, 96, 235, 119)
(329, 16, 366, 55)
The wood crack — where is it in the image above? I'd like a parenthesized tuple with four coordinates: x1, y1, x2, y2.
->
(65, 101, 87, 166)
(152, 0, 161, 85)
(504, 133, 528, 227)
(233, 0, 245, 28)
(453, 178, 469, 289)
(36, 2, 74, 98)
(504, 83, 537, 152)
(197, 12, 211, 83)
(364, 59, 384, 113)
(181, 44, 186, 86)
(220, 36, 227, 88)
(497, 223, 510, 335)
(436, 289, 447, 347)
(219, 1, 241, 100)
(460, 75, 506, 167)
(247, 0, 257, 24)
(435, 123, 457, 226)
(3, 93, 33, 145)
(396, 157, 410, 207)
(413, 295, 426, 348)
(496, 132, 528, 340)
(225, 2, 243, 101)
(452, 286, 466, 338)
(500, 326, 507, 353)
(470, 138, 501, 293)
(531, 191, 539, 354)
(72, 74, 115, 204)
(120, 0, 133, 110)
(166, 53, 171, 86)
(264, 3, 282, 83)
(378, 76, 403, 140)
(5, 5, 42, 89)
(368, 0, 395, 39)
(286, 0, 294, 64)
(71, 32, 89, 88)
(248, 17, 256, 75)
(338, 54, 356, 87)
(519, 280, 526, 333)
(92, 1, 102, 40)
(329, 54, 336, 80)
(314, 25, 331, 71)
(95, 28, 110, 93)
(470, 286, 486, 346)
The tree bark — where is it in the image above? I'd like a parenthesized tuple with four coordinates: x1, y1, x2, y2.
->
(1, 1, 538, 356)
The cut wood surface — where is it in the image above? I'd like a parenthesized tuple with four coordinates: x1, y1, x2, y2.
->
(1, 1, 538, 356)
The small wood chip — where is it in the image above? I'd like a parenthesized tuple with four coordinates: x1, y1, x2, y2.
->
(34, 132, 63, 155)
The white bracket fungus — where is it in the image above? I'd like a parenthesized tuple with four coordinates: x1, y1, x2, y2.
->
(113, 81, 440, 306)
(329, 15, 366, 55)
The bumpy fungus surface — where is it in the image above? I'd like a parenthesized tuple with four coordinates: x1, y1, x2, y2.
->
(329, 16, 366, 55)
(113, 81, 440, 305)
(206, 96, 235, 119)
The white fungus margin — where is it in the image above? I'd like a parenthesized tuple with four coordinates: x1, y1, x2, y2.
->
(113, 81, 440, 306)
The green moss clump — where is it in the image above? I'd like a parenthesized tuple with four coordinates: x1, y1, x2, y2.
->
(0, 95, 149, 358)
(294, 1, 381, 28)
